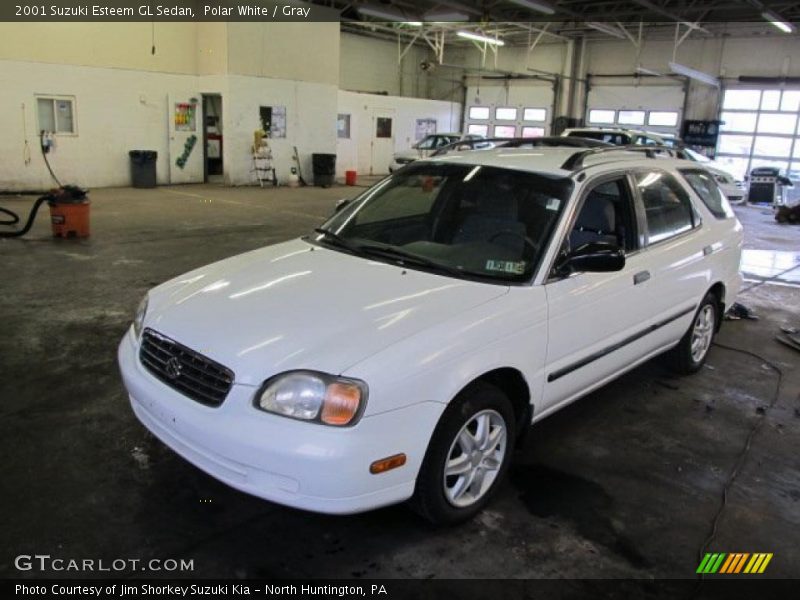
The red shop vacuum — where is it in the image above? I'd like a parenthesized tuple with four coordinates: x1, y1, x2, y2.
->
(0, 132, 90, 239)
(0, 185, 90, 239)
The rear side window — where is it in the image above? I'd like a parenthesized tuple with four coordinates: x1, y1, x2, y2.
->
(635, 171, 697, 244)
(679, 169, 735, 219)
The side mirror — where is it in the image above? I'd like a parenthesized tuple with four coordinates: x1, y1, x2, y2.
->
(334, 198, 351, 213)
(561, 242, 625, 274)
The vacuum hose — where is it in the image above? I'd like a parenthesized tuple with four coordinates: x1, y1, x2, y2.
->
(0, 195, 50, 238)
(0, 131, 72, 238)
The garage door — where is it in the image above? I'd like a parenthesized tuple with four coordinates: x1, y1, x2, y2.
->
(464, 80, 553, 138)
(715, 87, 800, 185)
(586, 84, 685, 139)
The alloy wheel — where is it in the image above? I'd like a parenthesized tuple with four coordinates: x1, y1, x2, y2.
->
(442, 409, 508, 508)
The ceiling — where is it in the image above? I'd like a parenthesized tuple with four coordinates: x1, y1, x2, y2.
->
(308, 1, 800, 46)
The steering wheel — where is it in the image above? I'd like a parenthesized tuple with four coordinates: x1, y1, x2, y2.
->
(489, 230, 539, 254)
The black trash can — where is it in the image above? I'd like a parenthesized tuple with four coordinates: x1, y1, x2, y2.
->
(312, 153, 336, 188)
(129, 150, 158, 188)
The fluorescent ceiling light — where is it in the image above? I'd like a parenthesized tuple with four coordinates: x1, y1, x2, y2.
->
(507, 0, 556, 15)
(404, 21, 423, 26)
(635, 66, 663, 76)
(586, 22, 626, 39)
(357, 5, 412, 22)
(457, 31, 505, 46)
(762, 11, 796, 33)
(668, 62, 719, 87)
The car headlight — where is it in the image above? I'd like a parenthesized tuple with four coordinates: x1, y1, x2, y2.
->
(133, 295, 148, 339)
(255, 371, 368, 427)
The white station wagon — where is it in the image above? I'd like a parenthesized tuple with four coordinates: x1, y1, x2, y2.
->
(118, 146, 743, 524)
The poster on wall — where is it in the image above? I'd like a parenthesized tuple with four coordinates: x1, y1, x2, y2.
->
(174, 102, 196, 132)
(415, 118, 437, 141)
(260, 106, 287, 138)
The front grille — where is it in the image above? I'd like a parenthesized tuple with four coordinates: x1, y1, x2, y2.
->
(140, 329, 234, 407)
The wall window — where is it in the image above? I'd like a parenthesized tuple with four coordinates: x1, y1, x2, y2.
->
(588, 109, 616, 124)
(37, 96, 75, 134)
(521, 126, 545, 138)
(469, 106, 490, 120)
(720, 112, 757, 132)
(337, 114, 351, 139)
(636, 171, 696, 244)
(618, 110, 645, 126)
(523, 108, 547, 122)
(716, 88, 800, 181)
(467, 124, 489, 136)
(680, 169, 734, 219)
(376, 117, 392, 138)
(493, 125, 516, 138)
(495, 107, 518, 121)
(722, 89, 761, 110)
(648, 111, 679, 127)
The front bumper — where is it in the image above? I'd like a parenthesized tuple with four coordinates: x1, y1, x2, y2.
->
(118, 329, 444, 514)
(720, 182, 746, 203)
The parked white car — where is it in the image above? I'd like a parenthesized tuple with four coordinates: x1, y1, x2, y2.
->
(389, 133, 487, 172)
(119, 146, 743, 524)
(679, 147, 746, 203)
(563, 128, 745, 203)
(562, 127, 671, 146)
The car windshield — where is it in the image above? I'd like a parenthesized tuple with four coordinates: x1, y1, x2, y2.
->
(313, 162, 573, 284)
(415, 136, 439, 150)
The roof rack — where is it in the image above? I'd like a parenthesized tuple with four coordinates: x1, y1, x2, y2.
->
(430, 135, 612, 157)
(560, 144, 678, 171)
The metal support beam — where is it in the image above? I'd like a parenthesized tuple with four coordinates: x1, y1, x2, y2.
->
(630, 0, 710, 34)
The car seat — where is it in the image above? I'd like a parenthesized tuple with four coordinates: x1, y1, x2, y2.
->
(452, 180, 527, 254)
(569, 191, 619, 250)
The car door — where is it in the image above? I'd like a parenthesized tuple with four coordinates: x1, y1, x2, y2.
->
(541, 173, 654, 414)
(629, 168, 714, 351)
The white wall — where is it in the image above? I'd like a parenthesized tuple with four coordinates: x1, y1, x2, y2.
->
(340, 33, 431, 98)
(224, 76, 338, 186)
(0, 60, 228, 190)
(336, 90, 461, 176)
(582, 34, 800, 121)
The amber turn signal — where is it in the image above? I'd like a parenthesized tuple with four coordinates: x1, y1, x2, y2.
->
(321, 382, 362, 425)
(369, 453, 407, 474)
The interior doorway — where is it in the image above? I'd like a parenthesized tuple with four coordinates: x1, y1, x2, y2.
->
(202, 94, 223, 183)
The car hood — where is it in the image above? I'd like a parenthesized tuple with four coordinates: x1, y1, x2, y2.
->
(144, 239, 508, 386)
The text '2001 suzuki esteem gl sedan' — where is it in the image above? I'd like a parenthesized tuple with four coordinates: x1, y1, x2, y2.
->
(118, 146, 743, 524)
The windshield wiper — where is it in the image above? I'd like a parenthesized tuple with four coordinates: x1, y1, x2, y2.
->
(313, 227, 363, 252)
(357, 243, 474, 278)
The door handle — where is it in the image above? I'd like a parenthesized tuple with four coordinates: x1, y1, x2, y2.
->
(633, 270, 651, 285)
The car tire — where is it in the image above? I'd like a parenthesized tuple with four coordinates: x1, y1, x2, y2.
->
(410, 381, 516, 525)
(668, 292, 719, 375)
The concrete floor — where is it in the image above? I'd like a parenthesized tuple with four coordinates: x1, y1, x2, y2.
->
(1, 185, 798, 582)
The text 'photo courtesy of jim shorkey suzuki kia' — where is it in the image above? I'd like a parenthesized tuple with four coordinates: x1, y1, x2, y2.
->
(118, 145, 743, 525)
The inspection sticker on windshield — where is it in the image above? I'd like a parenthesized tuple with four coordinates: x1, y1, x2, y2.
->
(485, 260, 526, 274)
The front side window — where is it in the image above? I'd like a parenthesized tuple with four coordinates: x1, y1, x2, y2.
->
(569, 178, 638, 253)
(680, 169, 735, 219)
(316, 163, 573, 284)
(636, 171, 697, 244)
